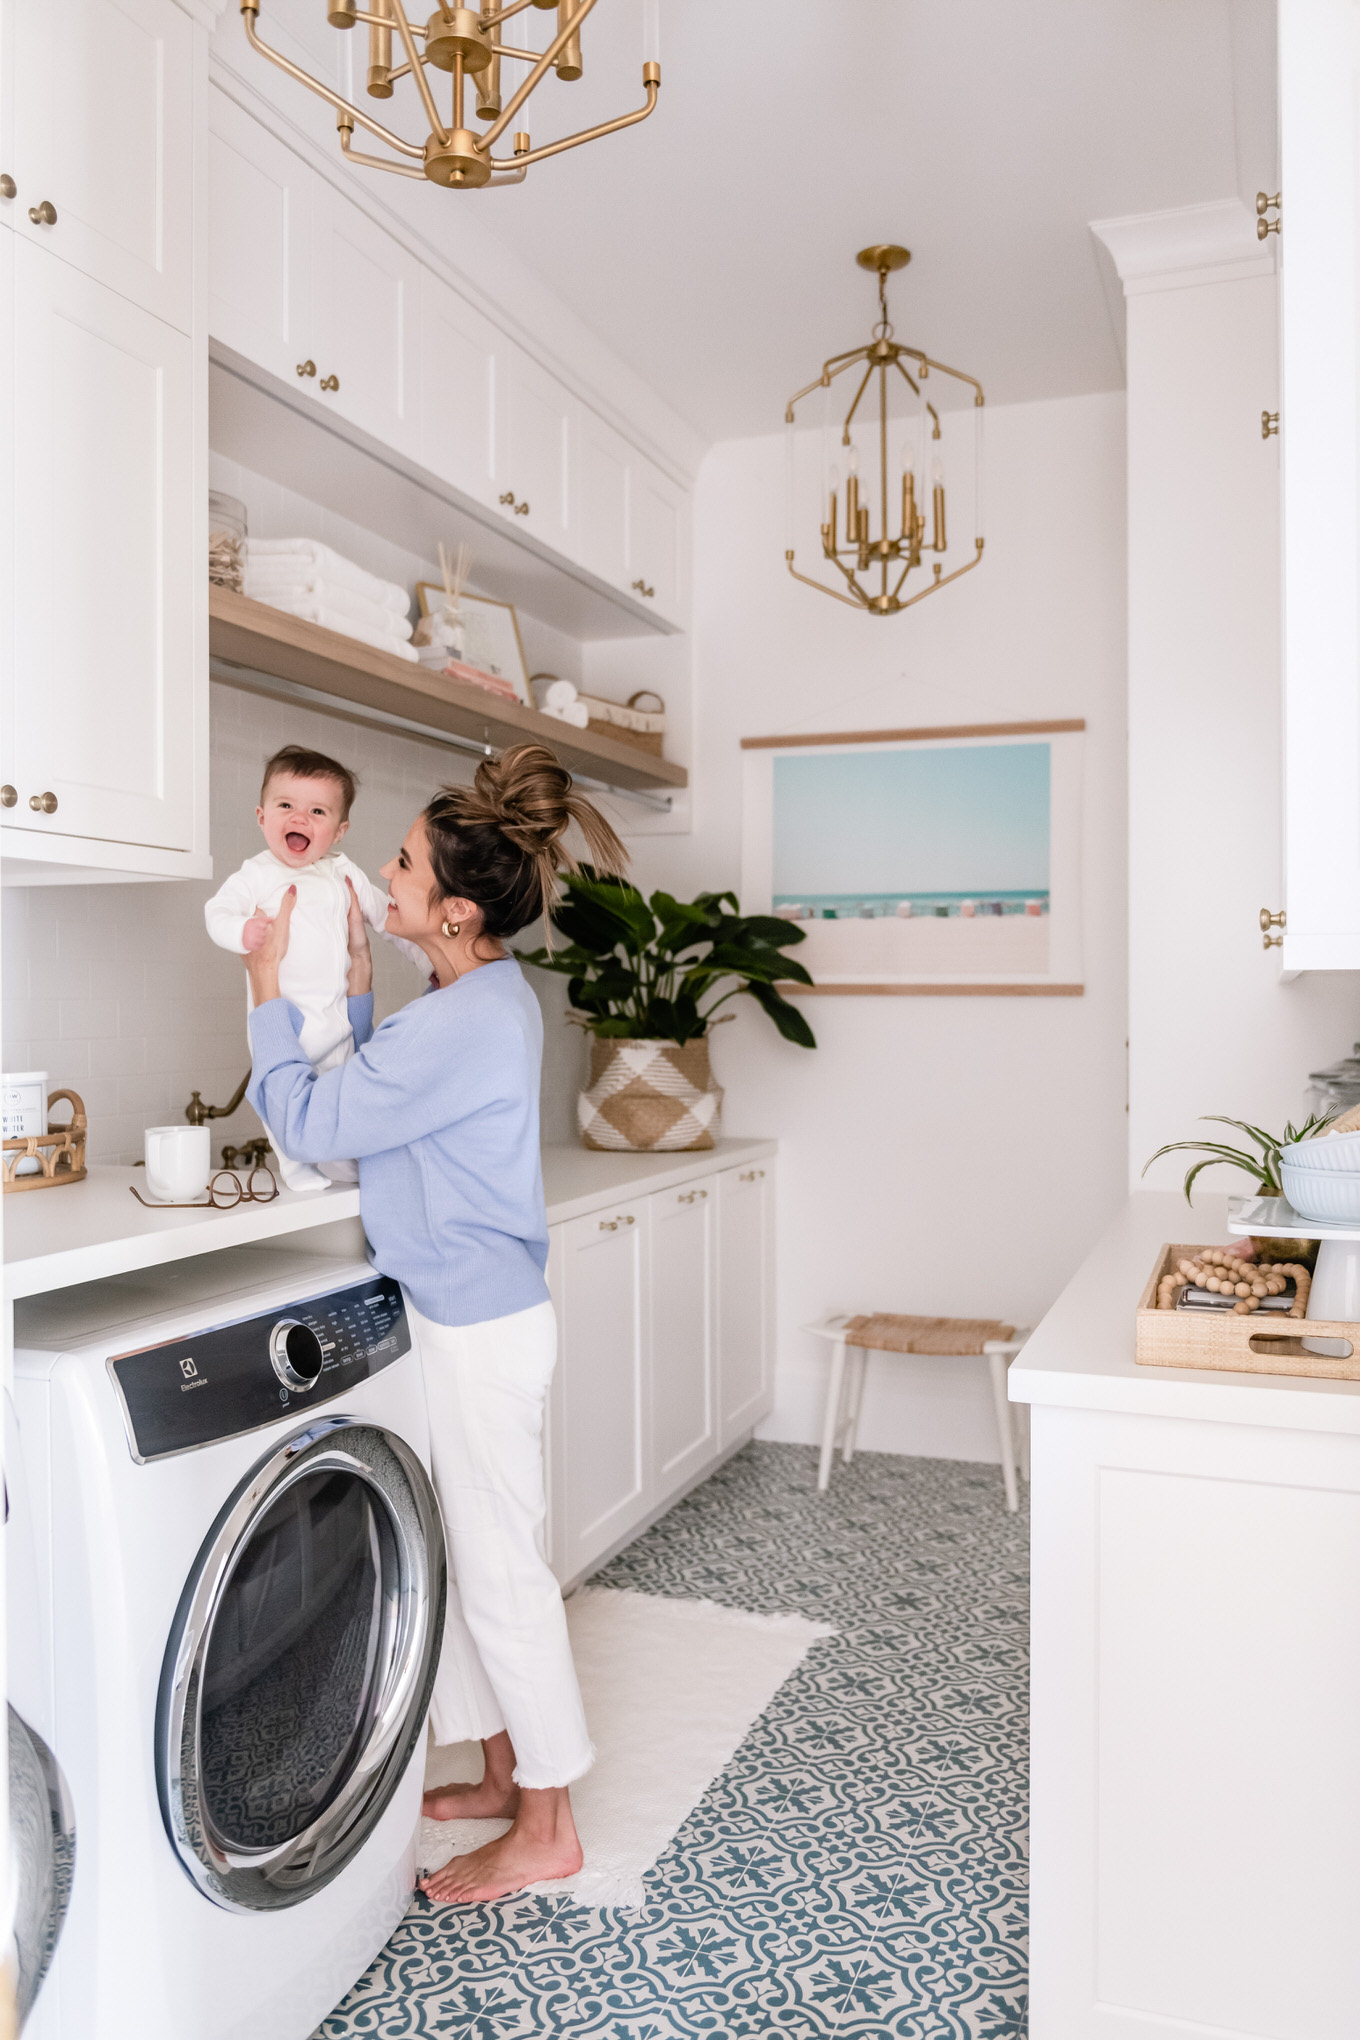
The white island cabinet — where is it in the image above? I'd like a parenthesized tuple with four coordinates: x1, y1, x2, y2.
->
(1012, 1191, 1360, 2039)
(0, 0, 211, 886)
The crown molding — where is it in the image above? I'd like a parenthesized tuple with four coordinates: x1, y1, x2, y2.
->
(1090, 199, 1276, 297)
(175, 0, 229, 25)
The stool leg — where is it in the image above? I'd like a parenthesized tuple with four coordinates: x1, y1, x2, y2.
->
(988, 1350, 1019, 1513)
(818, 1340, 847, 1492)
(843, 1347, 870, 1464)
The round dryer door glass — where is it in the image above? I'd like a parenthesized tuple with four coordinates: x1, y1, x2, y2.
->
(159, 1419, 446, 1911)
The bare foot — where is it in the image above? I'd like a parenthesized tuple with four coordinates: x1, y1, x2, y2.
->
(419, 1787, 582, 1904)
(421, 1776, 519, 1822)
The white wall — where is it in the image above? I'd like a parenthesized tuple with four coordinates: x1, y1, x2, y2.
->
(626, 393, 1131, 1461)
(1123, 266, 1359, 1193)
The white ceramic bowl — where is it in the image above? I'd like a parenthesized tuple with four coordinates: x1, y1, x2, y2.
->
(1279, 1157, 1360, 1222)
(1280, 1129, 1360, 1173)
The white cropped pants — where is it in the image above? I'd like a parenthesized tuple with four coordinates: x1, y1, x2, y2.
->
(412, 1298, 594, 1791)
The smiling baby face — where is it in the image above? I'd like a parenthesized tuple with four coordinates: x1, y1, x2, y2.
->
(257, 770, 351, 868)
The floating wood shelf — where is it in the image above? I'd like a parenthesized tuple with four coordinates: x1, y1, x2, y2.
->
(207, 586, 687, 794)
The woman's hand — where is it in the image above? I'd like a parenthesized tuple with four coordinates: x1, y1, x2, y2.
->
(244, 886, 296, 1007)
(345, 877, 373, 997)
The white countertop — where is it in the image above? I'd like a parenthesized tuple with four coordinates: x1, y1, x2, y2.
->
(1010, 1190, 1360, 1436)
(2, 1138, 777, 1300)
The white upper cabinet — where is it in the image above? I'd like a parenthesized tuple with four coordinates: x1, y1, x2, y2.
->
(717, 1163, 774, 1448)
(419, 269, 498, 509)
(10, 0, 194, 333)
(1279, 0, 1360, 969)
(208, 90, 314, 386)
(5, 240, 198, 853)
(578, 408, 632, 592)
(629, 460, 686, 625)
(310, 177, 422, 456)
(495, 345, 578, 560)
(648, 1178, 718, 1501)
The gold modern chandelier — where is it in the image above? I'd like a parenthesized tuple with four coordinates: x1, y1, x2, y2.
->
(785, 245, 985, 616)
(240, 0, 660, 189)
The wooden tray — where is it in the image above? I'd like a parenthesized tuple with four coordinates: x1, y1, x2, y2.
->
(2, 1088, 88, 1193)
(1136, 1241, 1360, 1381)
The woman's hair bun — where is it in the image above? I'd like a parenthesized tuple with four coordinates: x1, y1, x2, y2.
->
(424, 743, 628, 944)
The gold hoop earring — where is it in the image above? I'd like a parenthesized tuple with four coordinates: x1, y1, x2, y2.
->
(442, 919, 460, 939)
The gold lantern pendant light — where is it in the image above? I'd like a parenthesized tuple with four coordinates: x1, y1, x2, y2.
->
(785, 245, 985, 616)
(240, 0, 660, 190)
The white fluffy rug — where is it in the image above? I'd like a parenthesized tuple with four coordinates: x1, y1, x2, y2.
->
(418, 1586, 834, 1909)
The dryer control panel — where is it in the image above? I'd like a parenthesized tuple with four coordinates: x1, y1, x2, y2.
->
(107, 1277, 411, 1463)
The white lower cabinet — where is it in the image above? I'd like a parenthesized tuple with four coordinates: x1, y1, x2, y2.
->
(552, 1200, 650, 1584)
(649, 1177, 718, 1501)
(547, 1153, 776, 1587)
(717, 1162, 775, 1448)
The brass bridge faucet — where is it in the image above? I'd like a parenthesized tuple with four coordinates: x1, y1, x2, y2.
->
(184, 1072, 250, 1127)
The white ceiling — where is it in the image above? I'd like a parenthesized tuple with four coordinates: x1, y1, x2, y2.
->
(431, 0, 1276, 441)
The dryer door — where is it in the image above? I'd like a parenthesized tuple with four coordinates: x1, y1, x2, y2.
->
(158, 1416, 446, 1911)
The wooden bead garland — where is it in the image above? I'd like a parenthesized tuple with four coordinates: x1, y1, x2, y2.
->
(1155, 1244, 1311, 1318)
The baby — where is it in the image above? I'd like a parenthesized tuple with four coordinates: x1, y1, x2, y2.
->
(205, 743, 416, 1192)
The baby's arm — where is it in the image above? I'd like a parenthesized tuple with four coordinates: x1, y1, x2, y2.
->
(205, 865, 269, 955)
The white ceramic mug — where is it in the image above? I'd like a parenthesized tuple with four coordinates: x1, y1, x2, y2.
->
(144, 1125, 211, 1203)
(3, 1070, 49, 1175)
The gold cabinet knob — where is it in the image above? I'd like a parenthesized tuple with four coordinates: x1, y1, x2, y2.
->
(498, 491, 530, 516)
(1257, 190, 1282, 239)
(296, 359, 317, 378)
(320, 372, 340, 391)
(631, 578, 655, 598)
(29, 791, 58, 814)
(1262, 410, 1280, 439)
(739, 1168, 766, 1181)
(0, 785, 16, 807)
(0, 175, 15, 200)
(1261, 906, 1286, 949)
(27, 200, 56, 226)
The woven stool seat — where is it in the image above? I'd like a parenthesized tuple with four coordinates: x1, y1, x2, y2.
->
(845, 1312, 1015, 1356)
(802, 1309, 1030, 1509)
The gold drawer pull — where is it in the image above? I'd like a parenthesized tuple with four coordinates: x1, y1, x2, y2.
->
(499, 490, 530, 516)
(29, 791, 57, 814)
(28, 199, 56, 226)
(296, 359, 317, 377)
(0, 785, 16, 807)
(631, 578, 655, 598)
(678, 1188, 708, 1204)
(598, 1213, 636, 1231)
(320, 372, 340, 391)
(0, 176, 15, 200)
(739, 1168, 766, 1182)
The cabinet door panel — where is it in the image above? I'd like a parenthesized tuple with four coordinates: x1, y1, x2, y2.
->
(649, 1180, 717, 1499)
(629, 459, 685, 623)
(579, 410, 631, 591)
(717, 1164, 774, 1446)
(420, 270, 497, 507)
(557, 1206, 649, 1577)
(207, 91, 314, 385)
(7, 241, 196, 849)
(312, 183, 420, 453)
(496, 346, 577, 558)
(13, 0, 194, 331)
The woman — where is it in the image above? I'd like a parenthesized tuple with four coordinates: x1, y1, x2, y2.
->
(243, 743, 626, 1905)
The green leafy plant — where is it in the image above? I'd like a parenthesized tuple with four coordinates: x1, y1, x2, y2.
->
(519, 870, 818, 1049)
(1143, 1112, 1337, 1199)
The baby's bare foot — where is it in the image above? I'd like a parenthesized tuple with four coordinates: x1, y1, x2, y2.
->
(421, 1778, 519, 1823)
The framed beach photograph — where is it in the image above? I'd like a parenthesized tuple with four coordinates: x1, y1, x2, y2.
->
(416, 584, 530, 705)
(740, 721, 1085, 995)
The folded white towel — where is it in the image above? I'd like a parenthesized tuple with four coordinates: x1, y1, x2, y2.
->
(247, 538, 409, 615)
(578, 692, 665, 734)
(530, 675, 578, 713)
(543, 698, 589, 729)
(244, 570, 413, 642)
(250, 591, 420, 663)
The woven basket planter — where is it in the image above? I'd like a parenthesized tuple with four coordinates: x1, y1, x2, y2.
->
(578, 1037, 723, 1152)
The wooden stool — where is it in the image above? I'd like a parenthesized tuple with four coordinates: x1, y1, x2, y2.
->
(802, 1310, 1031, 1510)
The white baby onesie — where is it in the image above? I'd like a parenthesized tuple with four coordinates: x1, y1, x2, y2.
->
(205, 848, 420, 1192)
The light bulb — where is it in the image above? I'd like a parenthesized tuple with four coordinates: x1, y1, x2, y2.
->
(846, 444, 859, 475)
(931, 453, 944, 487)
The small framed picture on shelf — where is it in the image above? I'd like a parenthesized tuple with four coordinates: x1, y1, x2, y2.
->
(416, 584, 530, 705)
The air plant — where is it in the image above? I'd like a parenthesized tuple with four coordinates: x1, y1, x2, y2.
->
(1143, 1113, 1337, 1200)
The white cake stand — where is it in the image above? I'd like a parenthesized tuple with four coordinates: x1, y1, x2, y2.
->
(1227, 1194, 1360, 1326)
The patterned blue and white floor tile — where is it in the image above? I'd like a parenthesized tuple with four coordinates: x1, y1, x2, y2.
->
(315, 1443, 1029, 2037)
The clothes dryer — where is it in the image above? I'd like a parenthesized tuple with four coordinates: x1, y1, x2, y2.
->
(10, 1240, 445, 2040)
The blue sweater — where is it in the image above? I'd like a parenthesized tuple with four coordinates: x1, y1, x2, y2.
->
(247, 959, 550, 1328)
